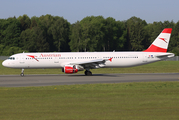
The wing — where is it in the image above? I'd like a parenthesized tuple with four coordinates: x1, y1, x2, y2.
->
(69, 58, 113, 69)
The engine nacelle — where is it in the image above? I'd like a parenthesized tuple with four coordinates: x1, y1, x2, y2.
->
(62, 65, 78, 74)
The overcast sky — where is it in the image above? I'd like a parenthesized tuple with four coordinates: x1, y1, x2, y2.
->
(0, 0, 178, 23)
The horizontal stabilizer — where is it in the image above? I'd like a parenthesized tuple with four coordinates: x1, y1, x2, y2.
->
(155, 53, 175, 58)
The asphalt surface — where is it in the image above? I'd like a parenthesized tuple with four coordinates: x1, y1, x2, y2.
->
(0, 73, 179, 87)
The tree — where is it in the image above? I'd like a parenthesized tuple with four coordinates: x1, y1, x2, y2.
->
(103, 17, 117, 51)
(80, 16, 93, 52)
(102, 17, 126, 51)
(18, 14, 31, 31)
(1, 46, 24, 56)
(30, 16, 39, 28)
(125, 16, 147, 51)
(80, 16, 105, 51)
(170, 21, 179, 55)
(69, 21, 83, 52)
(20, 28, 35, 51)
(87, 16, 105, 51)
(0, 44, 5, 55)
(1, 17, 22, 47)
(20, 27, 49, 52)
(115, 21, 127, 51)
(33, 27, 50, 52)
(91, 16, 105, 51)
(0, 14, 178, 54)
(0, 19, 6, 44)
(48, 16, 70, 52)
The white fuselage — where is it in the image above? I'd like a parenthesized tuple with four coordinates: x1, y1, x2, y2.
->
(2, 52, 174, 69)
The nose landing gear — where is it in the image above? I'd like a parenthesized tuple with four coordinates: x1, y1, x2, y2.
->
(20, 69, 24, 77)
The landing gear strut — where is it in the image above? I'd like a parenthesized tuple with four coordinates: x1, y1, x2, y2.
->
(20, 69, 24, 77)
(84, 70, 92, 76)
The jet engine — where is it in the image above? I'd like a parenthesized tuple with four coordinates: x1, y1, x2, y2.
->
(62, 65, 78, 74)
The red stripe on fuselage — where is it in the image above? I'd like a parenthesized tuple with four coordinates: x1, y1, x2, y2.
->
(143, 44, 167, 52)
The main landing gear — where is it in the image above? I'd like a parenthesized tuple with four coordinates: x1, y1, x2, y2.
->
(84, 70, 92, 76)
(20, 69, 24, 77)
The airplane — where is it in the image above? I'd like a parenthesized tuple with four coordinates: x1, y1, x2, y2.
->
(2, 28, 174, 76)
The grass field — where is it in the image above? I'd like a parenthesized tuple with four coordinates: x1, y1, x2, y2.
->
(0, 82, 179, 120)
(1, 60, 179, 75)
(1, 60, 179, 119)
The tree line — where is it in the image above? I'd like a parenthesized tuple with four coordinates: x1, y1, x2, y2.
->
(0, 14, 179, 56)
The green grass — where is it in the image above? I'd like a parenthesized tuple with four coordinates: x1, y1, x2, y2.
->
(1, 60, 179, 119)
(1, 60, 179, 75)
(0, 82, 179, 120)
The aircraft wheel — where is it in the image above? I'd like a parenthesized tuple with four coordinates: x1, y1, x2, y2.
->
(20, 73, 24, 77)
(85, 71, 92, 76)
(84, 71, 87, 75)
(87, 71, 92, 76)
(20, 69, 24, 77)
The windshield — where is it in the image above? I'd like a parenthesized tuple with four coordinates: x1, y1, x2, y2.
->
(8, 57, 15, 60)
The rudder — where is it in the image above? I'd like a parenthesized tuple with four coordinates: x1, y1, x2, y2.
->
(143, 28, 172, 52)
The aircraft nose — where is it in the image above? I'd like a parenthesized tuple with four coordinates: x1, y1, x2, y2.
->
(2, 60, 8, 67)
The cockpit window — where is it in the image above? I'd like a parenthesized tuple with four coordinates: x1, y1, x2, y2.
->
(8, 57, 15, 60)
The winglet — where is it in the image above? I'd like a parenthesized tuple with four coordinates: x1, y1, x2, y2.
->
(143, 28, 172, 53)
(108, 57, 113, 62)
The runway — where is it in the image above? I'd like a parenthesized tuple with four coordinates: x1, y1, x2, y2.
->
(0, 73, 179, 87)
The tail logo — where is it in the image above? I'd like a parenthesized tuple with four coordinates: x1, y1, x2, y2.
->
(159, 38, 167, 43)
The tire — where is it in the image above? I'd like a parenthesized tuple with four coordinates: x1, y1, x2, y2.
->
(85, 71, 87, 75)
(20, 73, 24, 77)
(87, 71, 92, 76)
